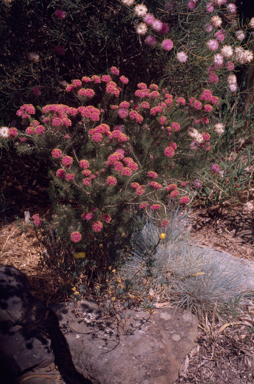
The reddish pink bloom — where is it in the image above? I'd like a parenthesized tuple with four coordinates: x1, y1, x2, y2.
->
(172, 122, 180, 132)
(208, 72, 219, 84)
(151, 204, 161, 210)
(147, 171, 158, 179)
(65, 173, 75, 181)
(181, 181, 189, 187)
(131, 182, 140, 188)
(194, 100, 202, 110)
(149, 91, 160, 99)
(211, 96, 219, 105)
(150, 181, 162, 189)
(200, 90, 212, 101)
(167, 184, 177, 191)
(55, 9, 66, 19)
(201, 117, 209, 124)
(80, 159, 89, 169)
(91, 75, 101, 83)
(110, 66, 120, 76)
(121, 167, 132, 176)
(90, 113, 100, 121)
(202, 132, 210, 141)
(101, 214, 111, 223)
(170, 190, 179, 198)
(164, 147, 175, 158)
(33, 87, 41, 96)
(118, 108, 129, 119)
(136, 187, 145, 195)
(83, 178, 92, 186)
(107, 176, 117, 186)
(161, 219, 169, 228)
(32, 214, 43, 226)
(128, 162, 138, 171)
(180, 196, 190, 204)
(159, 116, 167, 125)
(102, 75, 112, 82)
(113, 161, 123, 171)
(120, 76, 129, 84)
(8, 128, 18, 138)
(81, 212, 94, 220)
(82, 76, 91, 82)
(145, 35, 157, 46)
(176, 97, 186, 106)
(92, 221, 103, 232)
(71, 232, 82, 243)
(52, 148, 62, 158)
(141, 101, 150, 109)
(159, 23, 169, 35)
(211, 164, 220, 174)
(62, 156, 73, 166)
(204, 104, 213, 112)
(119, 101, 130, 109)
(19, 138, 27, 142)
(66, 84, 74, 92)
(82, 169, 91, 176)
(56, 169, 65, 178)
(139, 202, 149, 209)
(161, 39, 173, 51)
(92, 133, 103, 142)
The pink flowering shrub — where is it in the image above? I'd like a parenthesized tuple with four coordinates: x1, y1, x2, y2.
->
(10, 66, 224, 279)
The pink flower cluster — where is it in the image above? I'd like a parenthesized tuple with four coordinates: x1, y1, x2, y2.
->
(77, 105, 100, 121)
(16, 104, 35, 119)
(32, 214, 43, 226)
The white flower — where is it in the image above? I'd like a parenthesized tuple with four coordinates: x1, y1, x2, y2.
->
(211, 16, 222, 28)
(135, 22, 148, 35)
(249, 17, 254, 29)
(188, 128, 199, 139)
(152, 19, 163, 32)
(214, 53, 224, 66)
(195, 133, 204, 144)
(235, 30, 245, 41)
(227, 74, 237, 84)
(234, 46, 244, 62)
(28, 52, 39, 63)
(134, 4, 148, 17)
(207, 39, 219, 51)
(243, 201, 254, 213)
(229, 83, 237, 92)
(121, 0, 134, 5)
(227, 3, 236, 13)
(214, 123, 225, 135)
(221, 45, 233, 58)
(176, 51, 188, 63)
(243, 50, 254, 63)
(0, 127, 9, 138)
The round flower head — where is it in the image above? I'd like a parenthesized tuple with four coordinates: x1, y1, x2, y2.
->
(214, 30, 225, 43)
(0, 127, 9, 138)
(211, 164, 220, 174)
(136, 23, 147, 35)
(176, 51, 188, 63)
(107, 176, 117, 186)
(92, 221, 103, 232)
(207, 39, 219, 51)
(110, 66, 119, 76)
(56, 169, 66, 178)
(221, 45, 233, 58)
(235, 30, 245, 41)
(214, 123, 225, 135)
(226, 61, 234, 71)
(101, 214, 111, 223)
(204, 23, 213, 33)
(180, 196, 190, 204)
(249, 17, 254, 29)
(161, 220, 169, 228)
(134, 4, 148, 17)
(161, 39, 173, 51)
(164, 146, 175, 158)
(120, 76, 129, 84)
(8, 127, 18, 138)
(143, 13, 155, 25)
(229, 83, 237, 92)
(214, 53, 223, 66)
(170, 190, 179, 198)
(211, 16, 222, 28)
(152, 19, 163, 32)
(227, 74, 237, 84)
(52, 148, 62, 158)
(145, 35, 157, 47)
(148, 171, 158, 178)
(55, 9, 66, 19)
(227, 3, 236, 13)
(62, 156, 73, 166)
(206, 2, 214, 12)
(121, 0, 134, 5)
(188, 1, 196, 10)
(71, 232, 82, 243)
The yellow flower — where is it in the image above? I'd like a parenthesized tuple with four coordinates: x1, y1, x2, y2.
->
(117, 277, 121, 284)
(112, 269, 116, 273)
(74, 291, 79, 295)
(111, 297, 116, 301)
(159, 233, 166, 240)
(72, 287, 76, 291)
(74, 252, 86, 259)
(122, 232, 125, 237)
(99, 244, 103, 247)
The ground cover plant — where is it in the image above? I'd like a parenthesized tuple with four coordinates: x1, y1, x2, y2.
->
(1, 0, 254, 316)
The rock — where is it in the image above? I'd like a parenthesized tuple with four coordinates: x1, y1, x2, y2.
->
(0, 265, 92, 384)
(51, 301, 198, 384)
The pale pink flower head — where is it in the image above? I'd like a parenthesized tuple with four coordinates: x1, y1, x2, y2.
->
(214, 30, 225, 42)
(92, 221, 103, 232)
(226, 61, 234, 71)
(227, 3, 236, 13)
(134, 4, 148, 17)
(176, 51, 188, 63)
(221, 45, 233, 58)
(55, 9, 66, 19)
(204, 23, 213, 33)
(229, 83, 237, 92)
(143, 13, 155, 25)
(211, 164, 220, 174)
(207, 39, 219, 51)
(214, 53, 223, 66)
(71, 232, 82, 243)
(211, 16, 222, 28)
(194, 179, 202, 188)
(136, 22, 147, 35)
(249, 17, 254, 29)
(152, 19, 163, 32)
(235, 30, 245, 42)
(145, 35, 157, 47)
(206, 2, 214, 12)
(161, 39, 173, 51)
(188, 1, 196, 10)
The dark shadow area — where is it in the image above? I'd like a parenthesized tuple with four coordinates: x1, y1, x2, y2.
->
(0, 265, 93, 384)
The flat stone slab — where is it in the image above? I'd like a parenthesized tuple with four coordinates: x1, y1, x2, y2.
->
(51, 301, 198, 384)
